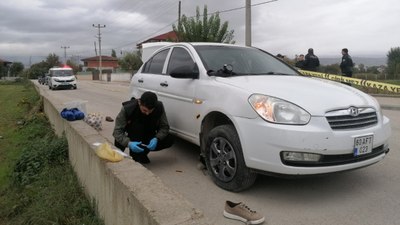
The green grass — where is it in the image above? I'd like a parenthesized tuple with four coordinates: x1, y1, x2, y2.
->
(0, 80, 104, 225)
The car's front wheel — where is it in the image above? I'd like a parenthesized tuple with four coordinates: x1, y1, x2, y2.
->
(205, 125, 257, 192)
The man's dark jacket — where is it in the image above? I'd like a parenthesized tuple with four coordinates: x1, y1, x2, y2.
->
(302, 54, 320, 71)
(113, 99, 170, 148)
(340, 54, 354, 76)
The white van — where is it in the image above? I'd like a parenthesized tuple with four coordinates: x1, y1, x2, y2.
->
(48, 66, 77, 90)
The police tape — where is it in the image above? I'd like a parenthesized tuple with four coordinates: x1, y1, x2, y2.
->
(299, 70, 400, 94)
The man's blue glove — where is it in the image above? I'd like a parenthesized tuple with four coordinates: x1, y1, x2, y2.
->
(128, 141, 144, 153)
(147, 137, 158, 151)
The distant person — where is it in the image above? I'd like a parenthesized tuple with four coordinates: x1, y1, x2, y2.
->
(295, 54, 305, 69)
(302, 48, 320, 71)
(276, 54, 285, 60)
(340, 48, 354, 78)
(113, 91, 174, 164)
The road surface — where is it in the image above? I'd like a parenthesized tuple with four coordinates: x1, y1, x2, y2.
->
(36, 80, 400, 225)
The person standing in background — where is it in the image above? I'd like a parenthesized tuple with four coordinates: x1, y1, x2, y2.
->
(302, 48, 320, 71)
(340, 48, 354, 78)
(295, 54, 305, 69)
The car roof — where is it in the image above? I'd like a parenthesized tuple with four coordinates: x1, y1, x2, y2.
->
(49, 67, 73, 71)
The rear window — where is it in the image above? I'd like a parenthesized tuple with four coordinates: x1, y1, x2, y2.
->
(142, 49, 169, 74)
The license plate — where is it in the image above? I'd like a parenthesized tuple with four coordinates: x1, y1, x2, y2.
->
(353, 135, 373, 156)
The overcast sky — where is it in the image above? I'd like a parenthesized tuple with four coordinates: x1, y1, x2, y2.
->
(1, 0, 399, 65)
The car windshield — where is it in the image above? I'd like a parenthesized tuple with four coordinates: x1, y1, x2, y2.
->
(51, 70, 73, 77)
(194, 45, 298, 77)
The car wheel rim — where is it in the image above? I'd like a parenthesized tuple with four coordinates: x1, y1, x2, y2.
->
(209, 137, 237, 182)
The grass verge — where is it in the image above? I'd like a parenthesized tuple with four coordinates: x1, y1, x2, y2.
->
(0, 80, 104, 225)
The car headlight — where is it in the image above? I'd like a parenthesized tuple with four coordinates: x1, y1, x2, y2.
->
(54, 78, 61, 82)
(248, 94, 311, 125)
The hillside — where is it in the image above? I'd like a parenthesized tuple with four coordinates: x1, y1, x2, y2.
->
(319, 57, 387, 67)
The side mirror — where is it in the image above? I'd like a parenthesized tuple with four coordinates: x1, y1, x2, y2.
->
(169, 63, 199, 79)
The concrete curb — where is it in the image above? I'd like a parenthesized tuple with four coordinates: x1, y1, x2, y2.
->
(35, 85, 212, 225)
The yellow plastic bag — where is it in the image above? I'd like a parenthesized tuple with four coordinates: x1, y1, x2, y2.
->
(95, 142, 123, 162)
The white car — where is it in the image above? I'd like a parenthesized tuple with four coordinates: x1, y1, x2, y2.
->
(48, 66, 77, 90)
(130, 42, 391, 192)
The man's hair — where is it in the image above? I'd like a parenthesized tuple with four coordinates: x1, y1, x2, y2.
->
(342, 48, 349, 53)
(308, 48, 314, 54)
(140, 91, 158, 109)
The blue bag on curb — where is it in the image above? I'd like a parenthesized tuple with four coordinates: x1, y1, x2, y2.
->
(61, 108, 85, 121)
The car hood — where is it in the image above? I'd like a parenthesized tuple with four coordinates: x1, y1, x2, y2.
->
(215, 75, 378, 116)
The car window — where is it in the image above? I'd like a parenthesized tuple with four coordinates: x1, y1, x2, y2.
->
(50, 70, 73, 77)
(143, 49, 169, 74)
(167, 47, 194, 75)
(194, 46, 298, 76)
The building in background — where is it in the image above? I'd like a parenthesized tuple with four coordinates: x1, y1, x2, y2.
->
(0, 58, 12, 78)
(136, 31, 178, 49)
(80, 56, 119, 72)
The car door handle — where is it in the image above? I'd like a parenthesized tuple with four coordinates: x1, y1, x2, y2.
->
(138, 78, 144, 83)
(160, 81, 168, 87)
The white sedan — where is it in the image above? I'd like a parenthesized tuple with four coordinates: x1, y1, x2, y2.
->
(130, 42, 391, 192)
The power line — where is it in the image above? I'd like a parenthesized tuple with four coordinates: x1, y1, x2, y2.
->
(71, 1, 279, 57)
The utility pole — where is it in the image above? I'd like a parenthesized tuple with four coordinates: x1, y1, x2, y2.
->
(94, 41, 98, 56)
(177, 1, 181, 41)
(245, 0, 252, 46)
(93, 24, 106, 80)
(61, 46, 70, 64)
(178, 1, 181, 26)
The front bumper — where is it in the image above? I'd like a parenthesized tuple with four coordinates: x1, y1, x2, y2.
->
(233, 115, 391, 175)
(51, 80, 77, 89)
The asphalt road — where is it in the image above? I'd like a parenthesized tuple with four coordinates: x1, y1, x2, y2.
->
(36, 80, 400, 225)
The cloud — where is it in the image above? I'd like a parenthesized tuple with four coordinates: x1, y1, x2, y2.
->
(1, 0, 399, 65)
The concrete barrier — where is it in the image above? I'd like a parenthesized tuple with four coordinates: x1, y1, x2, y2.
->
(36, 85, 211, 225)
(76, 73, 132, 82)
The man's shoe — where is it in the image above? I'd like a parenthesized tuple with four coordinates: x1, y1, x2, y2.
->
(223, 201, 265, 224)
(140, 155, 151, 164)
(132, 154, 151, 164)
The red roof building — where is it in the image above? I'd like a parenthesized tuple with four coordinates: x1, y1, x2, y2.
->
(81, 55, 119, 71)
(0, 58, 12, 67)
(137, 31, 178, 48)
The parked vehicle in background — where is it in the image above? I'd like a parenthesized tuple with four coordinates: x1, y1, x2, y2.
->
(38, 75, 46, 85)
(130, 42, 391, 192)
(48, 66, 77, 90)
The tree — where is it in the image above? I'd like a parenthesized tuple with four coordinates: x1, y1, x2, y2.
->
(320, 63, 341, 74)
(46, 53, 61, 68)
(10, 62, 24, 76)
(0, 63, 6, 78)
(26, 61, 48, 79)
(358, 64, 365, 73)
(66, 60, 80, 74)
(111, 49, 117, 58)
(173, 5, 234, 43)
(118, 51, 143, 74)
(387, 47, 400, 79)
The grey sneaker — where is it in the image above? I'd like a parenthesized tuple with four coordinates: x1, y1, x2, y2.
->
(223, 201, 265, 224)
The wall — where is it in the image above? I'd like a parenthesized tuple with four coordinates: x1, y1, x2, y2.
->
(76, 73, 132, 82)
(36, 85, 211, 225)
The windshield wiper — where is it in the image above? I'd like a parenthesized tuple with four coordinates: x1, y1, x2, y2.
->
(265, 71, 293, 75)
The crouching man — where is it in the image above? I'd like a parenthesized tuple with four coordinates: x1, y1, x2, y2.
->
(113, 91, 174, 164)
